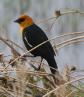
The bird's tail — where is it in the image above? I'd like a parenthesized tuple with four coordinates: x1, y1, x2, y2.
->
(46, 57, 65, 84)
(45, 56, 58, 74)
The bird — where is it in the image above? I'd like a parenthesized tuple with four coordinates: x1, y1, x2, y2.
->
(14, 15, 58, 74)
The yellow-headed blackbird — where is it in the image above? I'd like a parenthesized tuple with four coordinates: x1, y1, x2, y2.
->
(14, 15, 58, 74)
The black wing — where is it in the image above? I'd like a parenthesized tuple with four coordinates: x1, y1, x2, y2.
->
(23, 24, 55, 57)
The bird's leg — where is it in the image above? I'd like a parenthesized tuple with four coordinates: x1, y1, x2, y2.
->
(37, 57, 43, 71)
(30, 57, 43, 71)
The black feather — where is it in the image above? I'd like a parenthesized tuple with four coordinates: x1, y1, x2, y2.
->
(22, 24, 58, 74)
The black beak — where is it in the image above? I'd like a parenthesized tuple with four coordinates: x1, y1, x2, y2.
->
(14, 18, 25, 23)
(14, 19, 20, 23)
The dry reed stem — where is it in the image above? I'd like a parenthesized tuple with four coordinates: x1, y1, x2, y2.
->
(57, 36, 84, 49)
(58, 39, 84, 50)
(0, 36, 20, 56)
(57, 35, 84, 47)
(27, 82, 49, 91)
(0, 86, 15, 97)
(0, 68, 53, 76)
(71, 84, 84, 93)
(65, 90, 76, 97)
(43, 76, 84, 97)
(36, 10, 84, 25)
(7, 39, 26, 52)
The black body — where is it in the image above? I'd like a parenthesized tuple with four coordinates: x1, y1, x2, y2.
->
(22, 24, 58, 74)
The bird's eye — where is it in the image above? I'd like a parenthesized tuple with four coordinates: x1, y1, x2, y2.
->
(19, 18, 25, 22)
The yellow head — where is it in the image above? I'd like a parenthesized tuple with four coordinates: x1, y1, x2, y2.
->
(14, 15, 33, 31)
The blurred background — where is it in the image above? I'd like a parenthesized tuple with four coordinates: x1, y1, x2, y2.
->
(0, 0, 84, 71)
